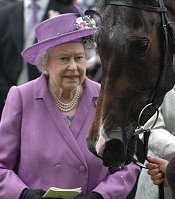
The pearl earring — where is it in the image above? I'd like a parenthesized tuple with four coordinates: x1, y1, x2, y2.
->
(44, 70, 49, 75)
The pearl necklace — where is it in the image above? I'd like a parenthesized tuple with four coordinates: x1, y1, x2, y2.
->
(49, 85, 81, 112)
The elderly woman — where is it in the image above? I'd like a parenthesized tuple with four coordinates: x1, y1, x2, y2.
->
(0, 13, 140, 199)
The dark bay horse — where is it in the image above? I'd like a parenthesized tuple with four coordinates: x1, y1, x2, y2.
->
(87, 0, 175, 168)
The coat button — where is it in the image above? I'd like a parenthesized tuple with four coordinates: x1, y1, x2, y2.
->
(55, 164, 61, 172)
(79, 165, 86, 173)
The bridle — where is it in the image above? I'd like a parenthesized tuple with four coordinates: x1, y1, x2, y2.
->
(106, 1, 175, 199)
(107, 0, 167, 12)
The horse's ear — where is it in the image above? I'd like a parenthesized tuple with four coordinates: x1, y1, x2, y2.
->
(84, 10, 101, 27)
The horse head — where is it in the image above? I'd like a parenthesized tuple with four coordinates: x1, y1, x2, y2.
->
(87, 0, 175, 168)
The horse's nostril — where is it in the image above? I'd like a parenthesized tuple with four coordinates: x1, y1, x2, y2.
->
(103, 139, 125, 167)
(105, 139, 124, 155)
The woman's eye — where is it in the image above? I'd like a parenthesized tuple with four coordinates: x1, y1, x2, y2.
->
(59, 57, 68, 63)
(75, 56, 84, 62)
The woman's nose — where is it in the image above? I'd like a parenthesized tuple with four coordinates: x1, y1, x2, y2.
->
(68, 59, 77, 71)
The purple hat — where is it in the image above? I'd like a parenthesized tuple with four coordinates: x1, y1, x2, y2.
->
(21, 13, 97, 65)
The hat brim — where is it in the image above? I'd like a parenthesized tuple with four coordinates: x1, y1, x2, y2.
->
(21, 28, 97, 65)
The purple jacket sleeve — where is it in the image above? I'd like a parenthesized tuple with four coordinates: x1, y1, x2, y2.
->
(0, 86, 28, 199)
(93, 162, 140, 199)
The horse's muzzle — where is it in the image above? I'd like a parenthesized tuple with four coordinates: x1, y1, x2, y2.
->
(102, 139, 126, 167)
(94, 127, 128, 167)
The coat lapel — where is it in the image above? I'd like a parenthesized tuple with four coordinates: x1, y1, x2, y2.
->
(70, 77, 99, 138)
(34, 75, 88, 166)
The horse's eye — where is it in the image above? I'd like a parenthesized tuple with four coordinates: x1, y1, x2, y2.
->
(130, 38, 150, 55)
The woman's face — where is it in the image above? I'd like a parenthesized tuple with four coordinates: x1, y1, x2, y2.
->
(46, 42, 87, 90)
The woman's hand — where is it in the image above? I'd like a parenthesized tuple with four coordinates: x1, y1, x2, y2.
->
(19, 188, 46, 199)
(146, 156, 169, 187)
(81, 192, 103, 199)
(19, 188, 61, 199)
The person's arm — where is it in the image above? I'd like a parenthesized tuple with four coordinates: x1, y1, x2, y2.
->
(0, 87, 28, 199)
(144, 105, 175, 160)
(165, 156, 175, 192)
(0, 86, 70, 199)
(92, 162, 140, 199)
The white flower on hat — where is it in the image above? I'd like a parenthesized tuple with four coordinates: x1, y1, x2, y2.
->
(75, 15, 96, 30)
(75, 15, 97, 49)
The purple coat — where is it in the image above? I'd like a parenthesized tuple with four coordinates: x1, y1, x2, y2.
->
(0, 74, 140, 199)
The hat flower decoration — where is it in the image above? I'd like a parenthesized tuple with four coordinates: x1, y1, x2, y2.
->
(75, 15, 97, 48)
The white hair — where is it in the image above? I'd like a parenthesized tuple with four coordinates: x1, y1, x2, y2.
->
(35, 50, 49, 73)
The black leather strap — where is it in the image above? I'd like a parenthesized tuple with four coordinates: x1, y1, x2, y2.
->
(107, 0, 167, 13)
